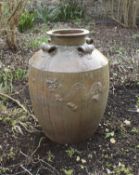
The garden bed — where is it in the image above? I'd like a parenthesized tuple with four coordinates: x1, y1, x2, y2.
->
(0, 23, 139, 175)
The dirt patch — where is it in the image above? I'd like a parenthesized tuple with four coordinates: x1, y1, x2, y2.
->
(0, 24, 139, 175)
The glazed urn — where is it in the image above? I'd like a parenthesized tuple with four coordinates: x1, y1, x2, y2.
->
(28, 29, 109, 144)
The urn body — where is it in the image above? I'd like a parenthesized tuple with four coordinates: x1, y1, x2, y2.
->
(29, 29, 109, 144)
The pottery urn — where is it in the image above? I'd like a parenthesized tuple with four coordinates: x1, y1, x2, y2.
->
(28, 29, 109, 144)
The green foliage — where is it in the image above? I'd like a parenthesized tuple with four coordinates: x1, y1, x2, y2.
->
(0, 103, 29, 135)
(66, 147, 76, 158)
(131, 127, 139, 134)
(18, 10, 36, 32)
(65, 146, 80, 158)
(0, 68, 13, 93)
(35, 0, 84, 23)
(17, 0, 84, 28)
(54, 0, 84, 21)
(14, 68, 27, 81)
(113, 163, 133, 175)
(0, 67, 27, 93)
(105, 131, 115, 139)
(62, 168, 74, 175)
(29, 36, 48, 49)
(0, 167, 9, 174)
(7, 147, 16, 160)
(35, 5, 53, 23)
(47, 151, 55, 162)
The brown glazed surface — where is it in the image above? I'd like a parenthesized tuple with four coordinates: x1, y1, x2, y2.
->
(29, 29, 109, 144)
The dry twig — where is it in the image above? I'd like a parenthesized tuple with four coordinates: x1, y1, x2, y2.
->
(0, 92, 36, 120)
(31, 137, 45, 157)
(0, 92, 27, 112)
(20, 165, 33, 175)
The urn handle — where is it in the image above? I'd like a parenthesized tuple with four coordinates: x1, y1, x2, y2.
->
(41, 43, 57, 54)
(77, 44, 94, 55)
(77, 37, 94, 55)
(86, 37, 94, 44)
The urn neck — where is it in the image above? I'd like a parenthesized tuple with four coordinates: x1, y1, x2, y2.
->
(47, 29, 89, 46)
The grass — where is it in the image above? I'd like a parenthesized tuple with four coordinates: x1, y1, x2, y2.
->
(18, 10, 37, 32)
(0, 67, 27, 93)
(29, 36, 48, 49)
(113, 163, 134, 175)
(0, 102, 29, 135)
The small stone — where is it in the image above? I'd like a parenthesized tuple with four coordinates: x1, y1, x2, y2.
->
(81, 159, 87, 164)
(88, 153, 93, 159)
(110, 138, 116, 144)
(106, 169, 112, 174)
(76, 156, 80, 162)
(124, 120, 131, 126)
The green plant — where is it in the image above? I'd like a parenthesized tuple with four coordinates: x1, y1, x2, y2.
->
(0, 167, 9, 174)
(47, 151, 55, 162)
(7, 147, 16, 160)
(18, 10, 36, 32)
(0, 103, 28, 135)
(52, 0, 85, 22)
(62, 168, 73, 175)
(113, 163, 133, 175)
(29, 36, 48, 49)
(0, 67, 27, 93)
(66, 147, 75, 158)
(35, 5, 52, 23)
(105, 131, 115, 139)
(0, 68, 13, 93)
(14, 68, 27, 80)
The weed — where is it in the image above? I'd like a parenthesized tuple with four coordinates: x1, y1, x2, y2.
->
(18, 10, 36, 32)
(113, 163, 133, 175)
(28, 0, 84, 24)
(62, 168, 74, 175)
(0, 67, 13, 93)
(0, 67, 27, 93)
(131, 127, 139, 134)
(0, 103, 28, 135)
(105, 131, 115, 139)
(29, 36, 48, 49)
(0, 167, 9, 174)
(14, 68, 27, 81)
(65, 147, 76, 158)
(7, 147, 16, 160)
(47, 151, 55, 162)
(51, 0, 84, 22)
(35, 5, 52, 23)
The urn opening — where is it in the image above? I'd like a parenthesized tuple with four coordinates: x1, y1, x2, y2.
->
(47, 29, 89, 45)
(47, 29, 89, 37)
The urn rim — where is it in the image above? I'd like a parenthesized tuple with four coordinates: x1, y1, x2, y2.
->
(47, 28, 89, 38)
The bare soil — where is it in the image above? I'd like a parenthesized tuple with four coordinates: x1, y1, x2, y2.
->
(0, 23, 139, 175)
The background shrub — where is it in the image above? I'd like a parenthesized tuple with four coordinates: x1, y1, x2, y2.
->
(18, 10, 36, 32)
